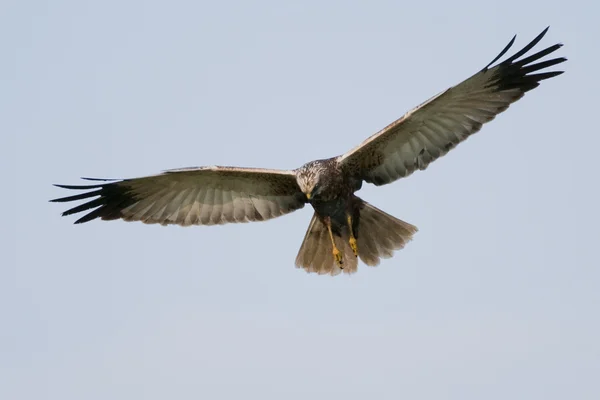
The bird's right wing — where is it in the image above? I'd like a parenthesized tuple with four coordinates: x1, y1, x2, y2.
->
(337, 27, 566, 186)
(51, 166, 306, 226)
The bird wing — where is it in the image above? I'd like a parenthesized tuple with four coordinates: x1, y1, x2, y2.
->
(51, 166, 306, 225)
(337, 27, 566, 186)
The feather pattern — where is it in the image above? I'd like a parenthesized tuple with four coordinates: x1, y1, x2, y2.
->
(337, 27, 566, 186)
(51, 166, 306, 225)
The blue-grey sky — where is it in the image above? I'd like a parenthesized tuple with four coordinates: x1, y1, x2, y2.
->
(4, 1, 599, 399)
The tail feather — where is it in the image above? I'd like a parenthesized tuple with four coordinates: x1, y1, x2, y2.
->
(357, 202, 417, 267)
(295, 201, 417, 275)
(295, 215, 358, 275)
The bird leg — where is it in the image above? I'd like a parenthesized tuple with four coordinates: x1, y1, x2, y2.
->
(325, 217, 343, 268)
(346, 213, 358, 257)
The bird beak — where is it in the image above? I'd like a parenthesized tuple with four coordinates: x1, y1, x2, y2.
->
(306, 193, 311, 200)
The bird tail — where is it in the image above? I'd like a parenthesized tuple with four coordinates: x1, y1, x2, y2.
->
(356, 201, 418, 267)
(294, 213, 359, 276)
(295, 201, 418, 275)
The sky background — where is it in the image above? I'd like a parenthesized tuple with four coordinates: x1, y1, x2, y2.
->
(3, 1, 599, 399)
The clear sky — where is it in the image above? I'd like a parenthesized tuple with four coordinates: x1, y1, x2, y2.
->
(4, 1, 599, 399)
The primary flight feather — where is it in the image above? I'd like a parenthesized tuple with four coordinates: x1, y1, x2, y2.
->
(52, 27, 566, 276)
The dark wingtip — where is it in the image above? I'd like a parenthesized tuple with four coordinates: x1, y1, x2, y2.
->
(50, 182, 105, 203)
(51, 178, 135, 223)
(74, 215, 94, 224)
(52, 183, 101, 190)
(480, 26, 565, 93)
(80, 177, 122, 182)
(483, 34, 516, 71)
(536, 26, 550, 42)
(482, 27, 559, 72)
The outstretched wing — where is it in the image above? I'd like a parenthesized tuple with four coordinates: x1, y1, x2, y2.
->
(337, 27, 566, 185)
(51, 166, 306, 226)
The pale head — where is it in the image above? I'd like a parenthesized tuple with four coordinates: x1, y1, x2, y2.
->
(295, 160, 327, 200)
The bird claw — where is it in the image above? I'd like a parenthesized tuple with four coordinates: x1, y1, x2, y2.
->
(333, 247, 343, 267)
(346, 214, 358, 257)
(349, 236, 358, 257)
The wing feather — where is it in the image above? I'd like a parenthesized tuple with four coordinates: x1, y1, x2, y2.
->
(51, 166, 306, 226)
(337, 27, 566, 185)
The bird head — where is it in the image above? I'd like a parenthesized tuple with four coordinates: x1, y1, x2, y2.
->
(296, 161, 325, 201)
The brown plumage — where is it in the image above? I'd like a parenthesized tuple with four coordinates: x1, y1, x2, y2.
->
(51, 27, 566, 275)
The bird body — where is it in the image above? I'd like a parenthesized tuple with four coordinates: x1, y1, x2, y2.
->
(297, 158, 360, 232)
(52, 27, 566, 276)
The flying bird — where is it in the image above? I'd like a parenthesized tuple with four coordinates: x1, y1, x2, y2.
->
(52, 28, 566, 275)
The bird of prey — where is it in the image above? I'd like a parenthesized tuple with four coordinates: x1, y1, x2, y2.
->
(52, 27, 566, 276)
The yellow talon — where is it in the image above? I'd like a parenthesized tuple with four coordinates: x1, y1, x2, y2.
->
(349, 236, 358, 257)
(326, 217, 344, 268)
(333, 247, 343, 266)
(347, 214, 358, 257)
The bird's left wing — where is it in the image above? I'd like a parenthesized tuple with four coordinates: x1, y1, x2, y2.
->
(51, 166, 306, 226)
(337, 27, 566, 186)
